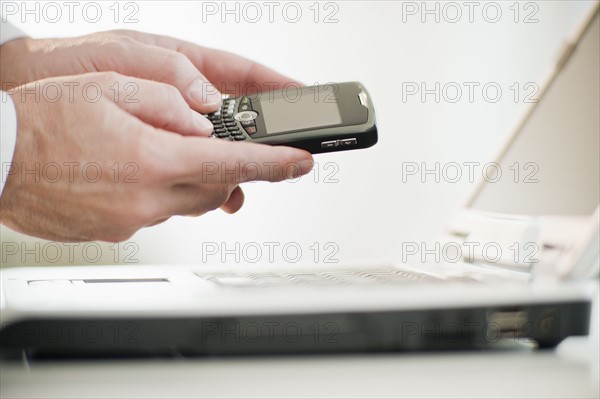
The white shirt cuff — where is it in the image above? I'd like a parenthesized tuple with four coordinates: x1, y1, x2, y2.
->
(0, 18, 25, 198)
(1, 18, 27, 45)
(1, 93, 18, 197)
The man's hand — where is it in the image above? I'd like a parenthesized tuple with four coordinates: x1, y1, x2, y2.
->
(0, 73, 313, 242)
(0, 30, 299, 112)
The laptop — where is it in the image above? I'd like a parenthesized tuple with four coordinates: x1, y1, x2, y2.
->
(1, 4, 598, 358)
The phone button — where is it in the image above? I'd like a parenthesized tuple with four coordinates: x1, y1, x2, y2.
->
(239, 96, 251, 107)
(339, 138, 357, 146)
(244, 126, 257, 135)
(321, 140, 339, 149)
(234, 111, 258, 122)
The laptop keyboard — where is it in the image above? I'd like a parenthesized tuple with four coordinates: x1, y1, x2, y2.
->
(195, 268, 441, 287)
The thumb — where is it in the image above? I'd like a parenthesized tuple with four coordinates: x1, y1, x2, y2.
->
(163, 137, 315, 184)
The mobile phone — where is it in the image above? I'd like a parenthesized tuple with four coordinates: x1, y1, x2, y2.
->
(207, 82, 378, 154)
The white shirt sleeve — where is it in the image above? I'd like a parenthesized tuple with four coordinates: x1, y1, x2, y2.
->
(0, 19, 27, 197)
(1, 17, 26, 45)
(1, 94, 18, 196)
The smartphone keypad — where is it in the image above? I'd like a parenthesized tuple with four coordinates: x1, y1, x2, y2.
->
(206, 97, 246, 141)
(206, 96, 259, 141)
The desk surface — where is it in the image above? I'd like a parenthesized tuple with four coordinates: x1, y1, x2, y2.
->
(2, 340, 598, 398)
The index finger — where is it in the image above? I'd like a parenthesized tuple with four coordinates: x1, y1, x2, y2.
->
(154, 134, 314, 184)
(116, 30, 300, 96)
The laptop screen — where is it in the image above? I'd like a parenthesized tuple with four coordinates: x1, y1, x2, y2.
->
(470, 11, 599, 216)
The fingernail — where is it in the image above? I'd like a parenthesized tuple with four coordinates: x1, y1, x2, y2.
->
(192, 111, 214, 134)
(189, 79, 222, 107)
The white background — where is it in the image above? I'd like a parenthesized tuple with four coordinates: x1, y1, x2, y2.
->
(0, 1, 596, 268)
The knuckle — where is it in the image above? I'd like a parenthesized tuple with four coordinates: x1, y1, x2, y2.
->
(157, 85, 189, 130)
(162, 51, 195, 81)
(100, 204, 145, 242)
(165, 51, 189, 68)
(134, 138, 172, 180)
(102, 231, 135, 244)
(122, 193, 159, 228)
(162, 84, 185, 107)
(93, 71, 124, 88)
(110, 34, 138, 49)
(106, 29, 135, 38)
(94, 35, 140, 71)
(134, 202, 159, 226)
(230, 152, 253, 180)
(208, 185, 231, 210)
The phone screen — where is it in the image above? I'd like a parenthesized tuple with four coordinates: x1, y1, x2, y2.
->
(259, 86, 342, 134)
